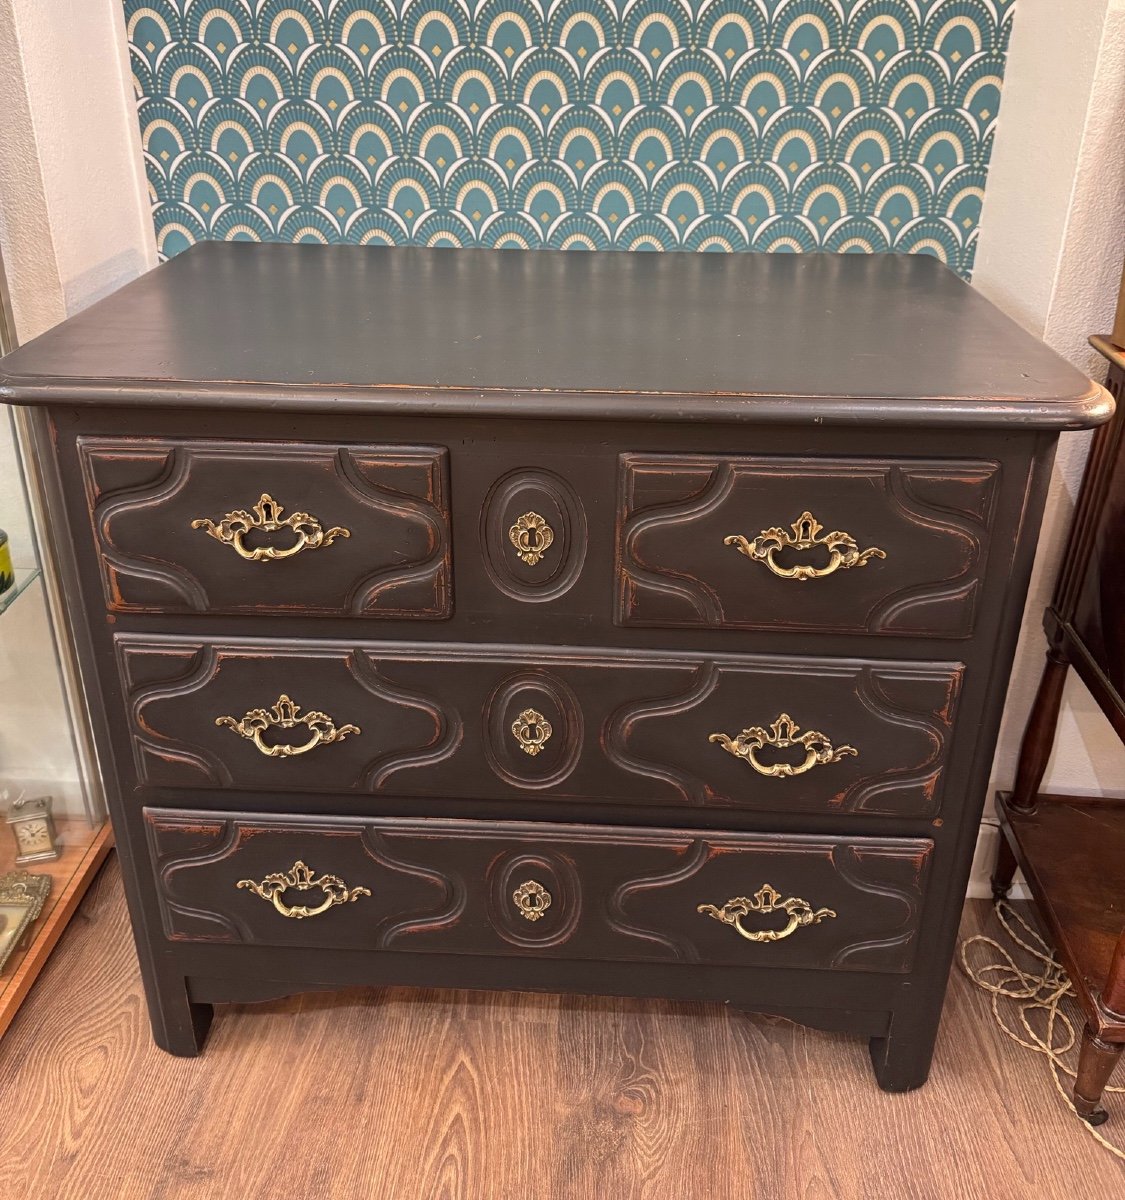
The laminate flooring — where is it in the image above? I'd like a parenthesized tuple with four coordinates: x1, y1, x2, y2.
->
(0, 855, 1120, 1200)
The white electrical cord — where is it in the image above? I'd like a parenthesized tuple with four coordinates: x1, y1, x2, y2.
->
(959, 900, 1124, 1160)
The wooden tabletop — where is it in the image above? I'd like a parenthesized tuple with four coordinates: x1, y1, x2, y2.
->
(0, 243, 1110, 429)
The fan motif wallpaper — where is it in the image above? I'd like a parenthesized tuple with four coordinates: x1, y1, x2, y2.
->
(125, 0, 1015, 276)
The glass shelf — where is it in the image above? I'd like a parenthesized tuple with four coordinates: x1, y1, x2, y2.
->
(0, 567, 41, 617)
(0, 258, 109, 1040)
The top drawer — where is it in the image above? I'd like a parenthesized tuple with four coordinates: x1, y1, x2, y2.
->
(78, 437, 451, 618)
(616, 454, 1000, 638)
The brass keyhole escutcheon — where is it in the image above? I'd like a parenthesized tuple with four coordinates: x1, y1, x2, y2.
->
(511, 707, 553, 756)
(508, 511, 555, 566)
(513, 879, 552, 922)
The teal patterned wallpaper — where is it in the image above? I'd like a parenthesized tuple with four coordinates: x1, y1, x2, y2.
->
(125, 0, 1015, 275)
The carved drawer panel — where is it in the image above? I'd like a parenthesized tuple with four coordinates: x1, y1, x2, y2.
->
(118, 637, 962, 819)
(78, 437, 450, 617)
(617, 454, 1000, 637)
(145, 808, 932, 974)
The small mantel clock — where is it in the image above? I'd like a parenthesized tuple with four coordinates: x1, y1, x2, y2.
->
(5, 795, 60, 865)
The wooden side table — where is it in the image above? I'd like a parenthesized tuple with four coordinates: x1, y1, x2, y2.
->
(993, 334, 1125, 1125)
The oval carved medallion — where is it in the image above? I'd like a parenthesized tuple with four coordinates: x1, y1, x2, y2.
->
(484, 671, 583, 789)
(481, 468, 587, 603)
(487, 851, 581, 948)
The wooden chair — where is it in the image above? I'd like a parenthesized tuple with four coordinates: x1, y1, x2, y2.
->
(992, 334, 1125, 1125)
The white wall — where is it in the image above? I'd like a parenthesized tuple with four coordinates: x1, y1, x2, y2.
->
(0, 0, 154, 815)
(0, 1, 156, 560)
(0, 0, 154, 335)
(970, 0, 1125, 891)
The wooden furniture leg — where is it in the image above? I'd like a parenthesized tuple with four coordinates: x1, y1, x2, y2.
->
(990, 833, 1019, 901)
(1074, 930, 1125, 1124)
(1075, 1030, 1122, 1125)
(991, 643, 1070, 898)
(869, 998, 945, 1093)
(147, 968, 213, 1057)
(1009, 646, 1070, 813)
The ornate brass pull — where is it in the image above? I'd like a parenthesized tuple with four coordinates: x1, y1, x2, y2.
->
(192, 493, 350, 562)
(237, 860, 371, 920)
(724, 511, 885, 581)
(511, 707, 552, 756)
(513, 879, 552, 922)
(709, 713, 857, 779)
(508, 511, 554, 565)
(216, 694, 360, 758)
(698, 884, 836, 943)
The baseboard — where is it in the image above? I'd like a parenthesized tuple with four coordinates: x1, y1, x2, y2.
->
(966, 820, 1029, 900)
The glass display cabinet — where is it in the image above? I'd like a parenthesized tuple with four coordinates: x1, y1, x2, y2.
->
(0, 250, 112, 1038)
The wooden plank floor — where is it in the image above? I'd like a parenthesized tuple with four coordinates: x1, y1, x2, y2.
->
(0, 855, 1120, 1200)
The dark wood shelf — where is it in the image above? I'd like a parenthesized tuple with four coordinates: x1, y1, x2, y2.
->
(996, 792, 1125, 1037)
(990, 342, 1125, 1121)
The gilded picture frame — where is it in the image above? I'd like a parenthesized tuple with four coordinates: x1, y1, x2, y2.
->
(0, 871, 51, 974)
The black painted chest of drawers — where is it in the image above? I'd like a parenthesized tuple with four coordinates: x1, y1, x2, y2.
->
(1, 245, 1110, 1091)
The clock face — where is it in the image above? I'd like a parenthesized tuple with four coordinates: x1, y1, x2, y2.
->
(16, 819, 52, 853)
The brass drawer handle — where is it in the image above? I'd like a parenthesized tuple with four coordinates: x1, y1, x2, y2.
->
(192, 493, 350, 562)
(513, 879, 552, 922)
(508, 511, 554, 565)
(698, 884, 836, 943)
(216, 694, 360, 758)
(709, 712, 856, 779)
(724, 510, 885, 581)
(511, 707, 553, 756)
(237, 859, 371, 920)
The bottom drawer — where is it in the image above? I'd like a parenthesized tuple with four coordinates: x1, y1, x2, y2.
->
(144, 809, 932, 975)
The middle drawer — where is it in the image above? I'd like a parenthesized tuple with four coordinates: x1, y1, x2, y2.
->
(117, 638, 963, 820)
